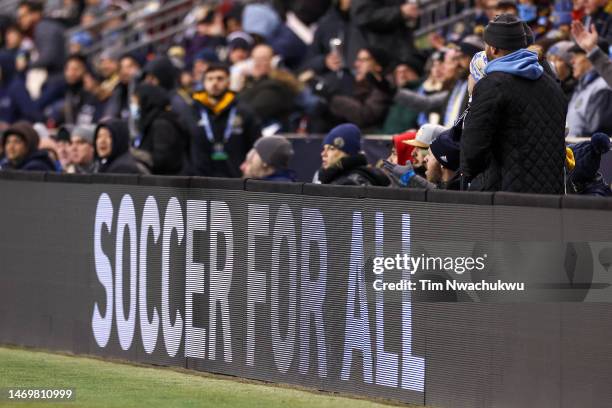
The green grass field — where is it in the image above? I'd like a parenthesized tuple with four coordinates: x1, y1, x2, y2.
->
(0, 346, 418, 408)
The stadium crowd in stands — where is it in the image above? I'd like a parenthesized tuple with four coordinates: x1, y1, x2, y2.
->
(0, 0, 611, 196)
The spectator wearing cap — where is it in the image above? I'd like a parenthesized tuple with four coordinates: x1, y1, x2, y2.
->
(461, 14, 567, 194)
(566, 38, 612, 137)
(351, 0, 419, 63)
(546, 41, 577, 97)
(381, 128, 463, 189)
(327, 47, 393, 131)
(316, 123, 390, 185)
(572, 20, 612, 88)
(227, 32, 254, 65)
(189, 63, 261, 178)
(386, 131, 416, 167)
(405, 124, 447, 177)
(239, 44, 302, 130)
(380, 54, 427, 134)
(0, 121, 56, 171)
(65, 124, 96, 174)
(301, 0, 365, 76)
(104, 52, 143, 120)
(16, 1, 65, 78)
(240, 135, 296, 181)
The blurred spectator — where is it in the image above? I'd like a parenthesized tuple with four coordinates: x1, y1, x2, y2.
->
(17, 1, 66, 77)
(302, 0, 365, 75)
(191, 48, 220, 92)
(572, 20, 612, 88)
(95, 49, 120, 103)
(38, 54, 102, 126)
(0, 50, 43, 124)
(143, 56, 193, 125)
(0, 121, 55, 171)
(239, 44, 301, 129)
(461, 14, 567, 194)
(190, 63, 261, 177)
(182, 9, 225, 65)
(53, 125, 73, 170)
(566, 39, 612, 137)
(241, 135, 296, 181)
(226, 31, 253, 65)
(380, 54, 426, 134)
(67, 124, 96, 174)
(316, 123, 389, 185)
(351, 0, 419, 63)
(132, 83, 187, 175)
(395, 40, 481, 128)
(582, 0, 612, 42)
(546, 40, 577, 97)
(328, 47, 393, 131)
(104, 53, 143, 120)
(242, 3, 307, 70)
(93, 119, 147, 174)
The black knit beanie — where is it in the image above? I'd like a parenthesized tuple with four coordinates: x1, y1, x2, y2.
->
(484, 14, 527, 51)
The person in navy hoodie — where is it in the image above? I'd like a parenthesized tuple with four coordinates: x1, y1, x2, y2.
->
(240, 135, 296, 181)
(0, 121, 55, 171)
(461, 14, 567, 194)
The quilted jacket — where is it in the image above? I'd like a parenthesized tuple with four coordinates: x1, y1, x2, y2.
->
(461, 51, 567, 194)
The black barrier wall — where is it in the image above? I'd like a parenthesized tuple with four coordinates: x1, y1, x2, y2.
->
(1, 172, 612, 408)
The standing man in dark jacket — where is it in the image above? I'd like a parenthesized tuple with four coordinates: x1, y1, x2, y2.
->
(351, 0, 419, 63)
(461, 14, 567, 194)
(190, 63, 261, 178)
(132, 84, 187, 175)
(0, 121, 55, 172)
(316, 123, 390, 186)
(16, 1, 65, 78)
(93, 119, 147, 175)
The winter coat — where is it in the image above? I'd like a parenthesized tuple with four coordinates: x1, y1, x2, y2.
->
(461, 50, 567, 194)
(301, 5, 366, 74)
(351, 0, 416, 63)
(93, 119, 147, 175)
(135, 84, 187, 175)
(239, 73, 299, 127)
(30, 18, 66, 75)
(318, 154, 390, 186)
(188, 91, 261, 177)
(330, 79, 392, 131)
(567, 71, 612, 138)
